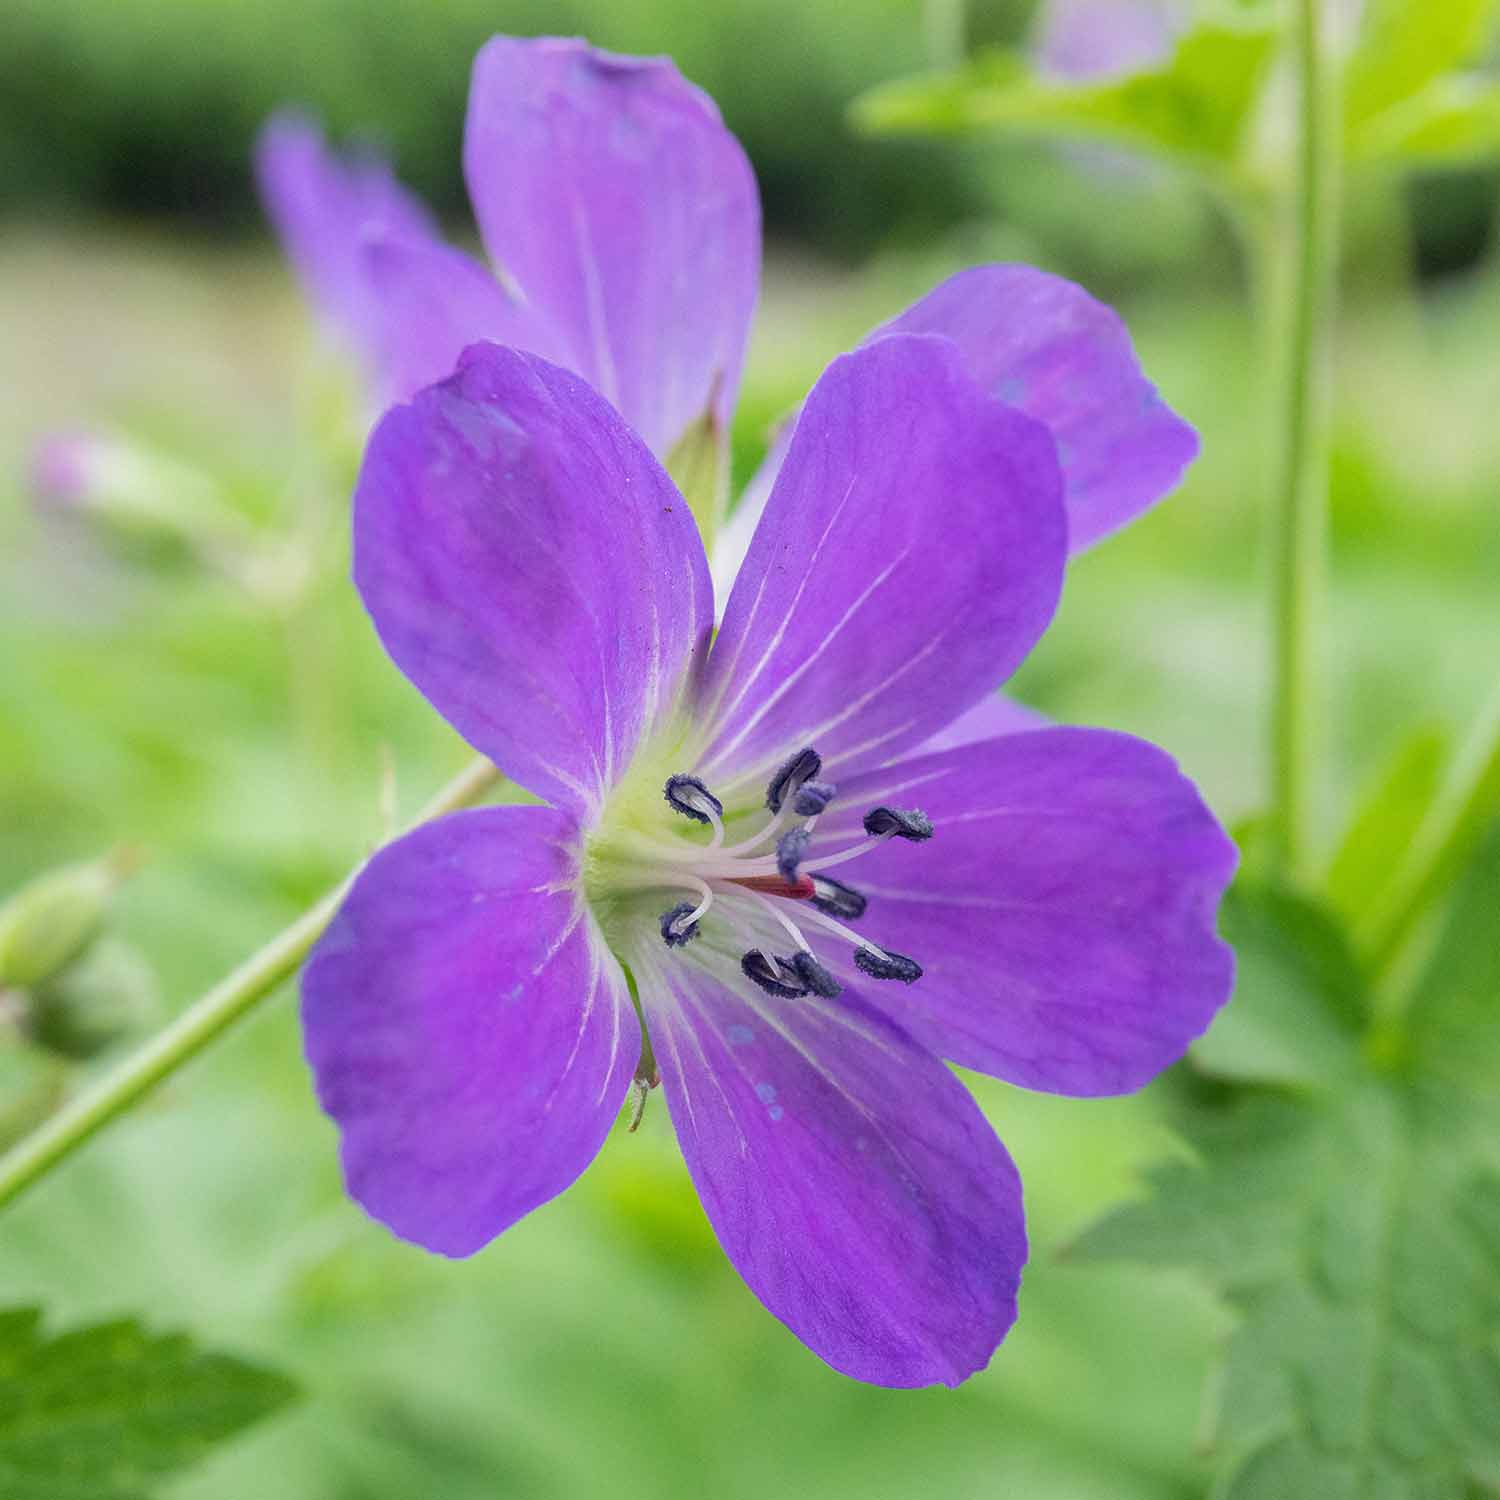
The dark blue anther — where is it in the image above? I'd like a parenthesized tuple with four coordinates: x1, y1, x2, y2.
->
(766, 747, 822, 813)
(862, 806, 933, 842)
(658, 902, 700, 948)
(741, 949, 806, 999)
(664, 773, 723, 825)
(810, 875, 867, 921)
(776, 828, 810, 882)
(792, 779, 837, 817)
(791, 950, 842, 998)
(854, 947, 923, 983)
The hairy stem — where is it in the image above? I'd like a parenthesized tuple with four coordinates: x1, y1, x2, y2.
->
(0, 754, 502, 1215)
(1267, 0, 1340, 883)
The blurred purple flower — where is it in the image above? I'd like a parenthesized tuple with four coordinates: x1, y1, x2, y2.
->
(301, 336, 1236, 1386)
(1032, 0, 1187, 81)
(256, 35, 1197, 559)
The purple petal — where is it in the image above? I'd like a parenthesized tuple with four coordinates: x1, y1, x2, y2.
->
(1033, 0, 1186, 81)
(301, 806, 639, 1256)
(356, 237, 565, 407)
(642, 960, 1025, 1386)
(919, 691, 1050, 754)
(809, 728, 1236, 1095)
(354, 342, 714, 818)
(464, 36, 760, 458)
(254, 113, 439, 354)
(875, 265, 1198, 551)
(694, 335, 1066, 794)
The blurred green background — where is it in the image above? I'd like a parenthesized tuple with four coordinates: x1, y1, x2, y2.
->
(2, 0, 1498, 1496)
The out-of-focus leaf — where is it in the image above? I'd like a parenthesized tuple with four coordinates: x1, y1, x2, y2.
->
(1406, 824, 1500, 1099)
(0, 1307, 298, 1500)
(1072, 1080, 1500, 1499)
(852, 22, 1278, 173)
(1191, 883, 1364, 1087)
(1344, 0, 1497, 128)
(1350, 76, 1500, 168)
(1326, 726, 1447, 923)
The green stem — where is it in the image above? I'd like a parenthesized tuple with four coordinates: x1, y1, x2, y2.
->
(0, 754, 502, 1215)
(1267, 0, 1341, 884)
(1360, 679, 1500, 988)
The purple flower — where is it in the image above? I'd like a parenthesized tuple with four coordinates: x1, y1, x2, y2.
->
(301, 335, 1237, 1386)
(256, 35, 1197, 561)
(1032, 0, 1187, 82)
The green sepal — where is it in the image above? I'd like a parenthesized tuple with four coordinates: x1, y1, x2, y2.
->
(666, 402, 729, 554)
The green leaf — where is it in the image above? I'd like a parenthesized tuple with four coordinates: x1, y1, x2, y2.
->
(852, 22, 1278, 174)
(1344, 0, 1497, 128)
(1406, 825, 1500, 1101)
(1071, 1080, 1500, 1499)
(1350, 76, 1500, 168)
(1326, 727, 1448, 924)
(1191, 884, 1364, 1087)
(0, 1307, 298, 1500)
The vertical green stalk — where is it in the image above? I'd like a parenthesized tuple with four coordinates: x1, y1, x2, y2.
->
(1267, 0, 1341, 884)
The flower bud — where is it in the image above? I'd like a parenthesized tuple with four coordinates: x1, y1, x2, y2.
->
(0, 848, 136, 990)
(27, 937, 160, 1060)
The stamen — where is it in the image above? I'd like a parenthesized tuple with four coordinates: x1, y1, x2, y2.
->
(798, 834, 897, 876)
(810, 874, 867, 921)
(790, 950, 841, 998)
(862, 806, 933, 842)
(776, 828, 810, 882)
(664, 773, 724, 826)
(765, 747, 822, 813)
(854, 946, 923, 983)
(792, 779, 837, 816)
(658, 901, 701, 948)
(741, 949, 806, 999)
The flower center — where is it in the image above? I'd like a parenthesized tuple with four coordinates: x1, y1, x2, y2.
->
(588, 745, 931, 999)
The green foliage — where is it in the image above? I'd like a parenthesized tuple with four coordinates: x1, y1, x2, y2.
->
(1190, 885, 1363, 1088)
(853, 21, 1278, 175)
(1075, 1083, 1500, 1497)
(1343, 0, 1497, 130)
(1350, 77, 1500, 169)
(0, 1307, 297, 1500)
(1075, 831, 1500, 1500)
(1326, 728, 1448, 928)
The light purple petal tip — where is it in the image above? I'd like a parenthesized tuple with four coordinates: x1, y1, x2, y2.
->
(301, 806, 640, 1257)
(353, 341, 713, 818)
(809, 727, 1237, 1096)
(254, 111, 440, 359)
(464, 35, 760, 457)
(697, 334, 1066, 793)
(645, 963, 1025, 1386)
(1033, 0, 1187, 81)
(875, 265, 1199, 552)
(29, 431, 98, 511)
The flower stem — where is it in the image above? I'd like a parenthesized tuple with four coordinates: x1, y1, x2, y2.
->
(1360, 679, 1500, 990)
(0, 754, 502, 1216)
(1267, 0, 1340, 884)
